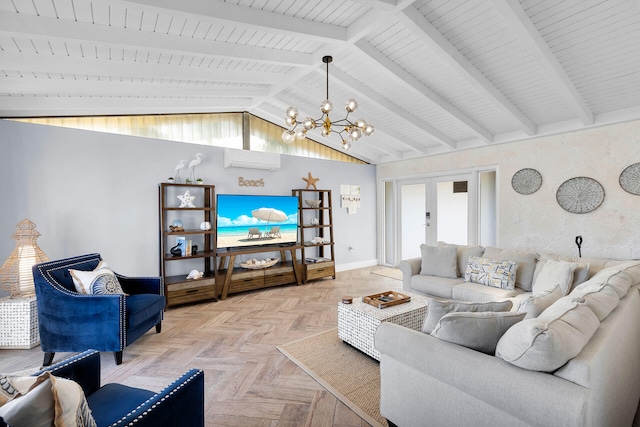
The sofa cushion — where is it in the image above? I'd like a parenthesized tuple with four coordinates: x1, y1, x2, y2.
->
(533, 254, 590, 293)
(70, 261, 125, 295)
(582, 262, 640, 298)
(410, 275, 462, 299)
(532, 259, 579, 295)
(451, 281, 524, 302)
(517, 284, 564, 319)
(437, 242, 485, 277)
(422, 299, 512, 334)
(496, 298, 600, 372)
(420, 245, 458, 279)
(482, 247, 539, 291)
(464, 257, 518, 290)
(431, 311, 525, 355)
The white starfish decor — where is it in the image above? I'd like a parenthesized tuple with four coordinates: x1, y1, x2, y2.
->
(177, 190, 196, 208)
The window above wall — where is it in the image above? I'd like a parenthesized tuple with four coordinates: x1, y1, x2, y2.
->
(9, 112, 366, 165)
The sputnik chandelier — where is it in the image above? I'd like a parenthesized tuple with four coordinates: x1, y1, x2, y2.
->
(281, 55, 374, 151)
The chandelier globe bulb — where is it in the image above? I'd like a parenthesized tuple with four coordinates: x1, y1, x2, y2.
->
(285, 106, 298, 119)
(363, 123, 375, 136)
(320, 99, 333, 114)
(295, 129, 306, 140)
(345, 99, 358, 113)
(285, 116, 296, 127)
(302, 117, 315, 130)
(282, 130, 296, 144)
(349, 127, 362, 141)
(341, 140, 351, 150)
(355, 118, 367, 128)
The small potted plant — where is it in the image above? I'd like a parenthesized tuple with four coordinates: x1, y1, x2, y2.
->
(196, 178, 204, 185)
(185, 179, 192, 184)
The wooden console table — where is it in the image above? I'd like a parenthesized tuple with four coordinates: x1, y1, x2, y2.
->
(215, 245, 302, 300)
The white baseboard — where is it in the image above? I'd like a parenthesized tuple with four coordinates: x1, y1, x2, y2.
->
(335, 259, 379, 272)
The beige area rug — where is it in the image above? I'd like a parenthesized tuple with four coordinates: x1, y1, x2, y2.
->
(371, 267, 402, 281)
(278, 329, 386, 427)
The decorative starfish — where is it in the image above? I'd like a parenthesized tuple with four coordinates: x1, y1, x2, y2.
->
(302, 172, 319, 190)
(177, 190, 196, 208)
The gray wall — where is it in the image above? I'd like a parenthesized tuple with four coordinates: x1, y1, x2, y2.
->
(0, 120, 377, 296)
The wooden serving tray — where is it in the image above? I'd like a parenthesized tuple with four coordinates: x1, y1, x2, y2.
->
(363, 291, 411, 309)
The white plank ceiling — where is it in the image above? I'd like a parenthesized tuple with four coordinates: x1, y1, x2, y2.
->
(1, 0, 640, 164)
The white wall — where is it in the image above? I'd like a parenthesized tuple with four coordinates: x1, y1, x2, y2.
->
(378, 119, 640, 260)
(0, 120, 377, 295)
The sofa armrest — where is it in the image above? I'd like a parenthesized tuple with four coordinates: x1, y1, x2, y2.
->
(398, 257, 421, 292)
(34, 350, 102, 396)
(114, 369, 205, 427)
(117, 275, 162, 295)
(375, 323, 588, 427)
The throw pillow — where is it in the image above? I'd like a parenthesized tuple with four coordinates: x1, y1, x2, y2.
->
(420, 245, 458, 279)
(516, 284, 564, 319)
(496, 298, 600, 372)
(0, 372, 96, 427)
(464, 257, 518, 290)
(482, 247, 539, 291)
(437, 242, 485, 277)
(532, 259, 579, 295)
(532, 255, 591, 292)
(431, 311, 525, 355)
(70, 261, 125, 295)
(422, 299, 513, 334)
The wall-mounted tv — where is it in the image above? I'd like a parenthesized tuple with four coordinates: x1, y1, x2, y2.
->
(216, 194, 299, 250)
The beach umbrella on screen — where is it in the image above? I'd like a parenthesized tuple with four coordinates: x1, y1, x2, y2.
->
(251, 208, 288, 235)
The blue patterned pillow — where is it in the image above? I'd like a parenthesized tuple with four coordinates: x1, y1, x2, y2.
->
(464, 256, 518, 290)
(69, 261, 125, 295)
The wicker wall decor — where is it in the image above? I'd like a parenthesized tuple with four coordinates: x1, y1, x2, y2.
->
(619, 163, 640, 195)
(0, 219, 49, 297)
(556, 177, 605, 214)
(511, 168, 543, 195)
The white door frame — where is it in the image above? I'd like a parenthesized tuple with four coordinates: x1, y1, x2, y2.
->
(377, 167, 493, 267)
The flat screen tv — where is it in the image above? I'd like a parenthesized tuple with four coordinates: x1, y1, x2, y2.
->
(216, 194, 299, 250)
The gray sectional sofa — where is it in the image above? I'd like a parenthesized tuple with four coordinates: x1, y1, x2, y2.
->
(378, 244, 640, 426)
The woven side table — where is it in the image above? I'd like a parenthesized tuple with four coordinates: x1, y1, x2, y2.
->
(338, 293, 429, 361)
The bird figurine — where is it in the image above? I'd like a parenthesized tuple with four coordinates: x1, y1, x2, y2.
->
(174, 160, 187, 183)
(188, 153, 205, 183)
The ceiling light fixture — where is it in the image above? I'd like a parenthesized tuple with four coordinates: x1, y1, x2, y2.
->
(281, 55, 374, 151)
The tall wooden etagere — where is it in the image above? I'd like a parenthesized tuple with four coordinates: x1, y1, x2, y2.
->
(159, 183, 217, 307)
(292, 189, 336, 282)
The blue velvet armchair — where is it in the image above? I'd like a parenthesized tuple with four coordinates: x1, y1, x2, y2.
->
(33, 253, 165, 366)
(31, 350, 205, 426)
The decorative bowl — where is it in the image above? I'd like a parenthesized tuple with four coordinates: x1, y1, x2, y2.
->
(305, 199, 321, 208)
(240, 258, 279, 269)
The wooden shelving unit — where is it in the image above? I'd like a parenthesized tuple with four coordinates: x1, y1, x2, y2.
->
(215, 245, 302, 300)
(159, 183, 217, 307)
(292, 189, 336, 283)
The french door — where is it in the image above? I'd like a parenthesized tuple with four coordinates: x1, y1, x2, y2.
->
(398, 173, 476, 259)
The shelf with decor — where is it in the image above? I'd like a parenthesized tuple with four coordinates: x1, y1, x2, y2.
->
(292, 188, 336, 283)
(214, 245, 303, 300)
(159, 183, 217, 307)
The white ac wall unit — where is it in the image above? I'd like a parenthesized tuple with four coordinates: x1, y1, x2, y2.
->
(223, 148, 281, 171)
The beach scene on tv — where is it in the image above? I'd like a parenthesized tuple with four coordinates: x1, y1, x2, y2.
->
(216, 194, 299, 249)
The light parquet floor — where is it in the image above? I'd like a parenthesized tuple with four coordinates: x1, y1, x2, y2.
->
(0, 267, 402, 427)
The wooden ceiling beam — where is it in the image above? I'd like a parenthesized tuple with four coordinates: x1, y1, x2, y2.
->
(490, 0, 593, 126)
(398, 5, 537, 136)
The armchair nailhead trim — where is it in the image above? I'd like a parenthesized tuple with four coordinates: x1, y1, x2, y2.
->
(109, 370, 203, 426)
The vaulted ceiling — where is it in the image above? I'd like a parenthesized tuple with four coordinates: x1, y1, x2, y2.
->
(2, 0, 640, 164)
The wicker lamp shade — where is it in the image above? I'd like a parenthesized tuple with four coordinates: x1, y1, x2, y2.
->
(0, 219, 49, 298)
